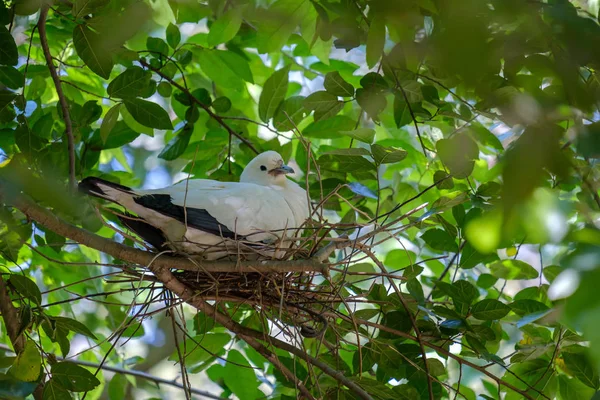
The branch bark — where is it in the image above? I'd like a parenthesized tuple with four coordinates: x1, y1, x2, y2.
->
(0, 275, 25, 353)
(9, 192, 327, 274)
(0, 276, 45, 400)
(38, 6, 76, 191)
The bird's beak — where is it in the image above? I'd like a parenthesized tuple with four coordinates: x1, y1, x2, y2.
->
(269, 165, 295, 176)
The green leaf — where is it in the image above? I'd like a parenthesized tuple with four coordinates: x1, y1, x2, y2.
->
(356, 88, 387, 120)
(9, 275, 41, 305)
(302, 115, 356, 139)
(273, 96, 307, 132)
(146, 37, 169, 57)
(157, 82, 172, 97)
(471, 299, 511, 320)
(72, 0, 110, 18)
(0, 66, 24, 89)
(9, 340, 41, 382)
(370, 144, 407, 164)
(324, 71, 354, 97)
(166, 23, 181, 49)
(509, 300, 549, 316)
(223, 350, 260, 400)
(421, 229, 457, 252)
(366, 15, 385, 69)
(259, 65, 290, 122)
(255, 0, 312, 53)
(212, 97, 231, 113)
(400, 80, 423, 103)
(123, 98, 173, 130)
(0, 26, 18, 66)
(196, 49, 253, 91)
(207, 7, 243, 47)
(437, 133, 479, 179)
(43, 379, 72, 400)
(108, 373, 128, 400)
(339, 128, 375, 144)
(88, 121, 141, 150)
(351, 377, 396, 399)
(303, 91, 343, 121)
(73, 25, 114, 79)
(407, 278, 425, 304)
(434, 170, 454, 190)
(53, 317, 98, 340)
(394, 93, 413, 128)
(558, 375, 595, 400)
(100, 103, 122, 144)
(318, 154, 375, 172)
(563, 352, 600, 389)
(158, 124, 192, 160)
(51, 362, 100, 392)
(489, 259, 539, 280)
(107, 67, 151, 98)
(543, 265, 564, 283)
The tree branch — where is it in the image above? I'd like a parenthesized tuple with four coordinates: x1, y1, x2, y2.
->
(0, 275, 25, 353)
(138, 58, 259, 155)
(7, 192, 327, 274)
(38, 6, 76, 191)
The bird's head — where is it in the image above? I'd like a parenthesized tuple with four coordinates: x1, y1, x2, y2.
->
(240, 151, 295, 186)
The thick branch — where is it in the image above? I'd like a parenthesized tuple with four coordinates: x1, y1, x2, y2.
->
(0, 275, 25, 353)
(38, 6, 76, 191)
(138, 58, 259, 155)
(9, 192, 327, 274)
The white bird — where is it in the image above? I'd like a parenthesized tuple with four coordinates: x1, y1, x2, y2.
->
(79, 151, 310, 260)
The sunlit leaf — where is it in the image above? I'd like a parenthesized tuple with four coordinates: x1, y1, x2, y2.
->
(259, 65, 290, 122)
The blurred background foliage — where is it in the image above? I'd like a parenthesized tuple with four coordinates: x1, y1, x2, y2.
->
(0, 0, 599, 399)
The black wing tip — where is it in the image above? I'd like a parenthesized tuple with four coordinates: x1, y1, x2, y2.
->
(118, 213, 170, 251)
(79, 177, 133, 197)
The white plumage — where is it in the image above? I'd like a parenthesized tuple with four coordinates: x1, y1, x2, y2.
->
(79, 151, 310, 260)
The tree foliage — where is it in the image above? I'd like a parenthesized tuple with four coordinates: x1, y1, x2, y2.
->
(0, 0, 599, 399)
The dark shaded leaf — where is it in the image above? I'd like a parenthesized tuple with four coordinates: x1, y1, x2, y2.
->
(0, 66, 24, 89)
(324, 71, 354, 97)
(107, 67, 151, 98)
(51, 362, 100, 392)
(73, 0, 110, 18)
(9, 275, 41, 305)
(0, 26, 18, 66)
(73, 25, 113, 79)
(158, 124, 192, 160)
(123, 98, 173, 130)
(166, 23, 181, 49)
(563, 352, 600, 389)
(471, 299, 510, 320)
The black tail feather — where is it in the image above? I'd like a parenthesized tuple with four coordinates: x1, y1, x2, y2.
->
(79, 177, 134, 199)
(118, 213, 170, 251)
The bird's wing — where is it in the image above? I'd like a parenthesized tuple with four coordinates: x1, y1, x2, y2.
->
(136, 180, 297, 240)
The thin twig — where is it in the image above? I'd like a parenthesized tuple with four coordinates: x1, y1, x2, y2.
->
(38, 6, 76, 190)
(138, 58, 259, 154)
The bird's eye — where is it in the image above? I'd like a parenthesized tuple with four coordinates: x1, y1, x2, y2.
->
(260, 165, 267, 171)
